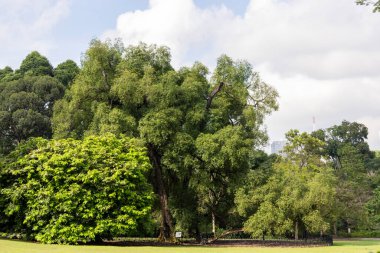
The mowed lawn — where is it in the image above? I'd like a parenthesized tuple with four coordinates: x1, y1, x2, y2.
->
(1, 239, 380, 253)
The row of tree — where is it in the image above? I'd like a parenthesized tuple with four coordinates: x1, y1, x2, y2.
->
(0, 40, 379, 244)
(238, 124, 380, 239)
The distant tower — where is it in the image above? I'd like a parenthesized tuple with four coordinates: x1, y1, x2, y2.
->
(271, 141, 286, 155)
(312, 116, 316, 132)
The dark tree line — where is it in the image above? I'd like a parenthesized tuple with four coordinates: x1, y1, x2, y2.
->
(0, 52, 79, 154)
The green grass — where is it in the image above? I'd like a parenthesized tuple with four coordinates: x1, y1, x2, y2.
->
(1, 239, 380, 253)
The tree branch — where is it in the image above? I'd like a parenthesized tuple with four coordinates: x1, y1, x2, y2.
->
(206, 82, 224, 110)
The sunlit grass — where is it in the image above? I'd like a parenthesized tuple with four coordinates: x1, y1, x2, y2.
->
(1, 238, 380, 253)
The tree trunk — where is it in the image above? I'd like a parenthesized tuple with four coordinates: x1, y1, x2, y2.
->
(148, 144, 174, 242)
(334, 222, 337, 236)
(295, 221, 299, 240)
(195, 226, 202, 243)
(206, 82, 225, 110)
(211, 211, 216, 238)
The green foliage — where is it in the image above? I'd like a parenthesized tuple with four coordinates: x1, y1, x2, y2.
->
(194, 126, 254, 218)
(0, 76, 65, 154)
(1, 134, 153, 244)
(312, 120, 373, 231)
(0, 66, 14, 82)
(237, 131, 336, 239)
(339, 230, 380, 238)
(356, 0, 380, 12)
(0, 138, 47, 231)
(284, 130, 327, 166)
(53, 60, 80, 86)
(235, 152, 277, 220)
(19, 51, 54, 77)
(366, 187, 380, 228)
(52, 39, 123, 139)
(52, 40, 279, 240)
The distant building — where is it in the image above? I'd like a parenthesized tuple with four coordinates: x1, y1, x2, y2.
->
(271, 140, 286, 155)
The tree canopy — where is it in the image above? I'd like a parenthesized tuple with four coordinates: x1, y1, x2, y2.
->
(52, 40, 279, 241)
(0, 76, 65, 154)
(237, 131, 336, 239)
(19, 51, 54, 77)
(53, 60, 80, 86)
(0, 52, 79, 156)
(312, 120, 375, 233)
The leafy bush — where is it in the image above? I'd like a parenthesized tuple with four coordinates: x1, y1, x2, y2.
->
(338, 230, 380, 238)
(1, 134, 153, 244)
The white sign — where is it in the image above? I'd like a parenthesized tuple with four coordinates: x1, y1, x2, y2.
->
(175, 231, 182, 238)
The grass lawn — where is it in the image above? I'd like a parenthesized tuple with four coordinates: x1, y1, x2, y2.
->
(1, 239, 380, 253)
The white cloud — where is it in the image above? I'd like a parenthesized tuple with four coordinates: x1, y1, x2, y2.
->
(32, 0, 70, 34)
(106, 0, 380, 149)
(356, 116, 380, 149)
(259, 68, 380, 149)
(103, 0, 240, 68)
(0, 0, 70, 68)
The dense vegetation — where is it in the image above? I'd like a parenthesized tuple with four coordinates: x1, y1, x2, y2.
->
(0, 135, 152, 244)
(0, 40, 379, 244)
(0, 51, 78, 154)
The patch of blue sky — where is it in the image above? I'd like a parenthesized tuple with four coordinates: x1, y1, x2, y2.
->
(194, 0, 249, 16)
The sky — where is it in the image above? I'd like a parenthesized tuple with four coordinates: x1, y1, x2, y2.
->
(0, 0, 380, 150)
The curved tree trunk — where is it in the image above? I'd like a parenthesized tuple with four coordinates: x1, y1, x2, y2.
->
(147, 144, 174, 242)
(207, 229, 244, 244)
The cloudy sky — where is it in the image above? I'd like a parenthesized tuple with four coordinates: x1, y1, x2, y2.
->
(1, 0, 380, 150)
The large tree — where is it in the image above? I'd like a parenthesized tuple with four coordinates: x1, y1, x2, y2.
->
(312, 121, 373, 233)
(0, 76, 65, 154)
(52, 40, 278, 241)
(0, 51, 79, 155)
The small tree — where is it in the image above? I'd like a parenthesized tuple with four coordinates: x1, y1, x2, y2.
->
(1, 134, 153, 244)
(237, 131, 336, 239)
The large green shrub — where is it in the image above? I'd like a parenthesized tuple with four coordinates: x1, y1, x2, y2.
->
(1, 134, 153, 244)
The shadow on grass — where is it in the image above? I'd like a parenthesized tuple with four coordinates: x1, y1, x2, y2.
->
(333, 240, 380, 247)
